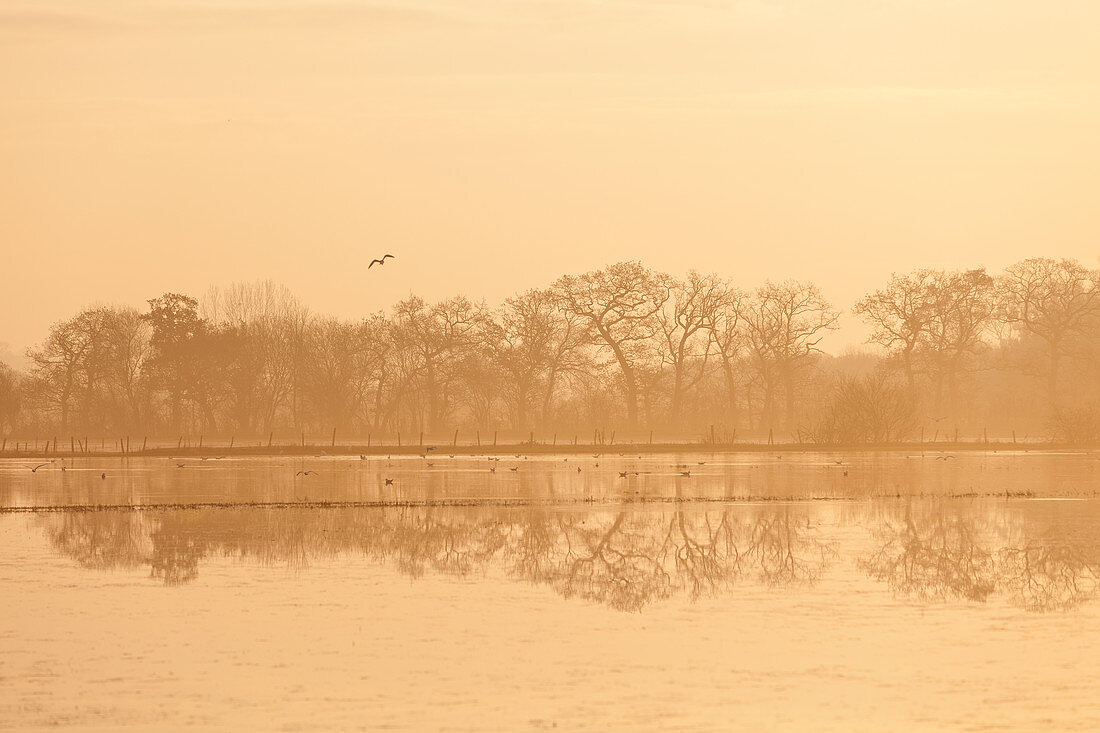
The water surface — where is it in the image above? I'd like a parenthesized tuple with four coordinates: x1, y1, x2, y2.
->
(3, 451, 1100, 730)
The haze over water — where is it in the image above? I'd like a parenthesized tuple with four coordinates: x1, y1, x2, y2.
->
(4, 452, 1100, 730)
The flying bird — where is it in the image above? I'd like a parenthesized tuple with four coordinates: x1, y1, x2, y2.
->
(368, 254, 395, 269)
(384, 478, 394, 485)
(24, 464, 49, 472)
(296, 470, 319, 476)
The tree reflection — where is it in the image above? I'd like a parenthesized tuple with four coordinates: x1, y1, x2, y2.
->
(42, 500, 1100, 612)
(38, 503, 834, 611)
(860, 502, 1100, 611)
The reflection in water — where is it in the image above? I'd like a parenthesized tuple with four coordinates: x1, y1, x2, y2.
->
(860, 502, 1100, 611)
(42, 505, 833, 611)
(40, 499, 1100, 612)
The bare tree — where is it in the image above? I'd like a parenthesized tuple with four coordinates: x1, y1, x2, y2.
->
(997, 258, 1100, 407)
(553, 262, 669, 427)
(854, 269, 940, 391)
(656, 271, 725, 429)
(744, 281, 839, 429)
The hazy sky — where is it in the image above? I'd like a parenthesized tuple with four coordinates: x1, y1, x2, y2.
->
(2, 0, 1099, 362)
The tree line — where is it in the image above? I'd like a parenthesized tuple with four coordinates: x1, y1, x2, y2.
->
(3, 257, 1100, 443)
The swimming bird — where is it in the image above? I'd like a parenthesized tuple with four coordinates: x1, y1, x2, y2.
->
(618, 471, 628, 478)
(384, 478, 394, 485)
(368, 254, 395, 269)
(680, 471, 691, 477)
(509, 466, 519, 472)
(100, 473, 106, 479)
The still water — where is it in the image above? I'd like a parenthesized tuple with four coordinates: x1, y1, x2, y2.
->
(3, 451, 1100, 730)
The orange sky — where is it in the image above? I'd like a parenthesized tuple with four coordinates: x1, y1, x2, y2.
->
(2, 0, 1099, 363)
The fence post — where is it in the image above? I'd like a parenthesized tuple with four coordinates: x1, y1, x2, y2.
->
(453, 429, 458, 447)
(477, 430, 481, 447)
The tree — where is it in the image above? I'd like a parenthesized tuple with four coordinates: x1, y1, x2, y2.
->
(854, 269, 940, 391)
(553, 262, 669, 427)
(0, 362, 21, 436)
(656, 271, 725, 429)
(920, 269, 996, 417)
(145, 293, 205, 431)
(744, 281, 839, 429)
(997, 258, 1100, 407)
(704, 281, 749, 430)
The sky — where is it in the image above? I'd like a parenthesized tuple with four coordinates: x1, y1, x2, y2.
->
(2, 0, 1099, 365)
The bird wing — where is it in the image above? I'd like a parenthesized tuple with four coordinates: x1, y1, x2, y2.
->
(383, 253, 394, 260)
(368, 259, 382, 268)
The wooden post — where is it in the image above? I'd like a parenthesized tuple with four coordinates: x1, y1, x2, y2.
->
(649, 430, 653, 445)
(933, 429, 939, 443)
(1012, 430, 1016, 444)
(229, 436, 234, 449)
(954, 427, 958, 443)
(493, 431, 498, 446)
(453, 429, 458, 447)
(768, 428, 774, 445)
(142, 436, 147, 452)
(397, 431, 402, 447)
(477, 430, 481, 447)
(553, 433, 557, 446)
(732, 428, 737, 443)
(529, 431, 534, 445)
(610, 430, 615, 445)
(199, 434, 203, 449)
(178, 436, 183, 449)
(419, 431, 424, 447)
(983, 427, 988, 444)
(268, 431, 273, 447)
(331, 427, 337, 448)
(709, 425, 715, 445)
(301, 431, 305, 447)
(920, 426, 924, 444)
(71, 437, 75, 453)
(593, 428, 598, 445)
(1, 438, 5, 452)
(367, 433, 371, 447)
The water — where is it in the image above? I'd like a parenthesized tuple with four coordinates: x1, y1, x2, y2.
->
(3, 451, 1100, 730)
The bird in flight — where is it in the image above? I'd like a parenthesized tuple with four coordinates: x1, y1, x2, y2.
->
(296, 470, 319, 476)
(24, 464, 49, 472)
(368, 254, 395, 269)
(928, 416, 948, 423)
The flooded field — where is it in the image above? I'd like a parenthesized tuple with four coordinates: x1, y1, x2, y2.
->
(4, 450, 1100, 730)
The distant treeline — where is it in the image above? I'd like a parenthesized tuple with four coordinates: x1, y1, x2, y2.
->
(2, 258, 1100, 443)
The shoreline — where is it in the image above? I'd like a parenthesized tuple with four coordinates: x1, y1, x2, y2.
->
(0, 441, 1090, 460)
